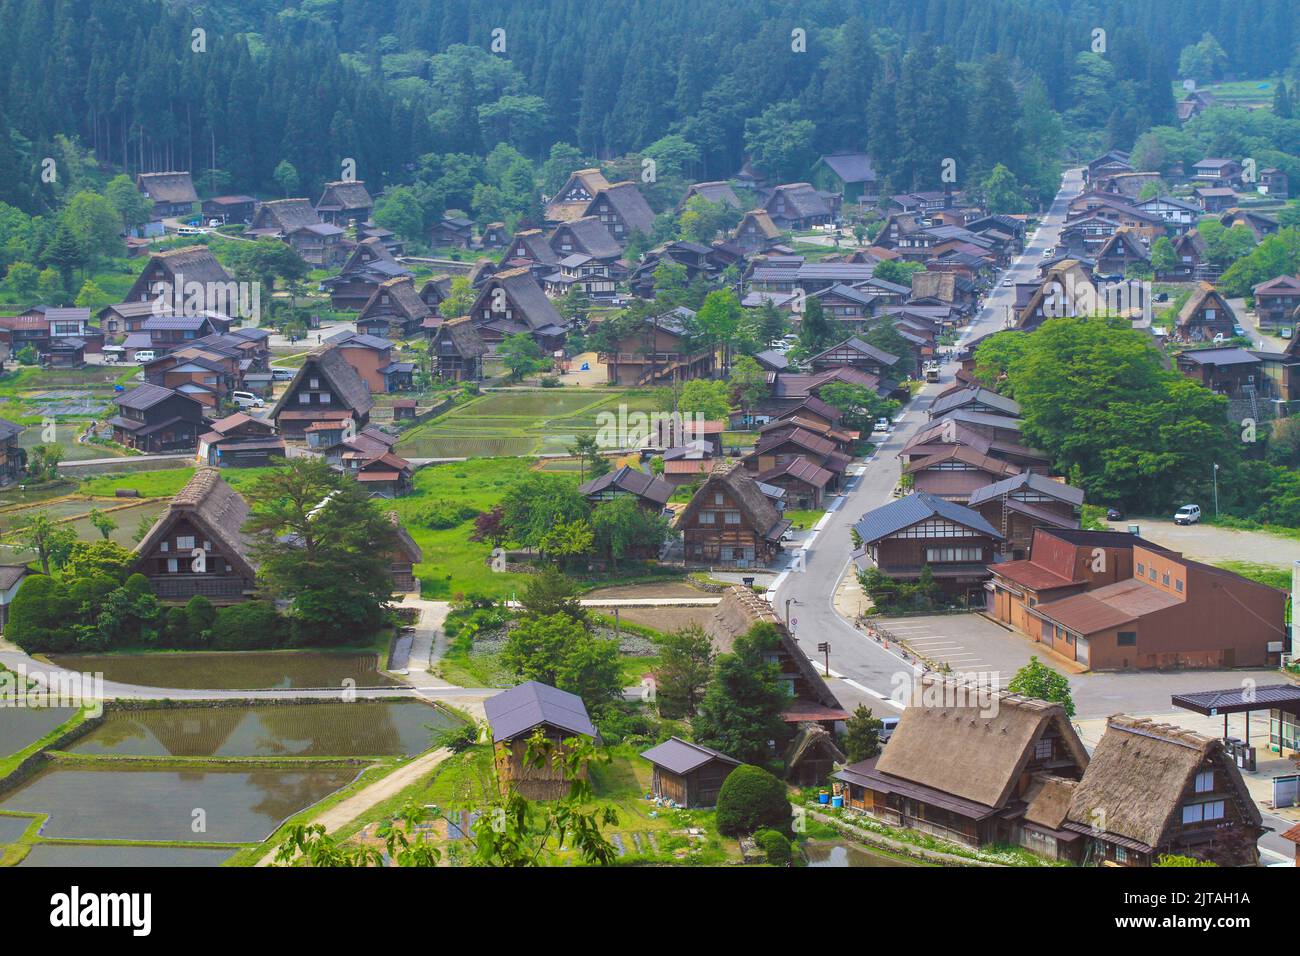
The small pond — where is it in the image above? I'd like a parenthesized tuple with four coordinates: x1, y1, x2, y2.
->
(802, 840, 918, 867)
(48, 651, 403, 690)
(70, 701, 458, 758)
(0, 767, 357, 843)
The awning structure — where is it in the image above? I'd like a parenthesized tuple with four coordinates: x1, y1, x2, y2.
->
(1171, 685, 1300, 717)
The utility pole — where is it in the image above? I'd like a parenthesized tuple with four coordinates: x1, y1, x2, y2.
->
(817, 641, 830, 677)
(1213, 462, 1220, 517)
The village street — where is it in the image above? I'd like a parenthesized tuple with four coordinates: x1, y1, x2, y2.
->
(769, 167, 1087, 716)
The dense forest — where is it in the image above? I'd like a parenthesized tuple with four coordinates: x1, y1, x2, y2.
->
(0, 0, 1242, 218)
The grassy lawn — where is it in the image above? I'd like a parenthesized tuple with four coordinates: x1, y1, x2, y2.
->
(76, 466, 280, 499)
(388, 457, 543, 599)
(1214, 561, 1291, 590)
(783, 508, 826, 530)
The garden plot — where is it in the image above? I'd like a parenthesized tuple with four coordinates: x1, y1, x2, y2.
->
(70, 701, 459, 758)
(23, 390, 112, 417)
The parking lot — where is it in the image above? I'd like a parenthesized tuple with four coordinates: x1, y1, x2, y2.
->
(873, 612, 1285, 719)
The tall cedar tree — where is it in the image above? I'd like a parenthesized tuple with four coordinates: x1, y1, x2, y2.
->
(692, 623, 791, 767)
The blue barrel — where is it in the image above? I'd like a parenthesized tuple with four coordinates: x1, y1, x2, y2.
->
(818, 791, 830, 804)
(831, 795, 844, 808)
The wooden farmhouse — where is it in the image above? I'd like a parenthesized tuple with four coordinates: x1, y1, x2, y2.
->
(675, 462, 792, 568)
(315, 180, 374, 227)
(1062, 716, 1263, 867)
(131, 467, 258, 604)
(268, 345, 374, 439)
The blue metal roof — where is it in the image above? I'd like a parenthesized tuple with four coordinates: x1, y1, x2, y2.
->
(854, 491, 1003, 544)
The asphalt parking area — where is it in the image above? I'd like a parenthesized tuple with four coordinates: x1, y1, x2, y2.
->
(872, 613, 1038, 689)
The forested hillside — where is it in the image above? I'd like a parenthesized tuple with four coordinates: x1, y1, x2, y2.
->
(0, 0, 1224, 215)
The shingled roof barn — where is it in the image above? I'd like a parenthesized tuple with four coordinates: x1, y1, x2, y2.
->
(1063, 716, 1263, 867)
(583, 181, 656, 243)
(131, 467, 258, 603)
(269, 345, 374, 438)
(136, 171, 199, 218)
(430, 316, 488, 381)
(356, 276, 434, 339)
(544, 168, 612, 224)
(640, 737, 741, 807)
(469, 267, 568, 350)
(485, 681, 598, 800)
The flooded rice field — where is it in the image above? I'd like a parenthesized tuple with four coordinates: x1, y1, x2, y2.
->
(0, 767, 358, 843)
(70, 701, 458, 758)
(17, 844, 237, 867)
(0, 707, 78, 758)
(48, 650, 403, 690)
(801, 840, 918, 867)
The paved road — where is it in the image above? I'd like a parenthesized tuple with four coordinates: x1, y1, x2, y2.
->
(771, 167, 1085, 714)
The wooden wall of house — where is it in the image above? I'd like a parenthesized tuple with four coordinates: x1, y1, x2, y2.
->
(494, 732, 587, 801)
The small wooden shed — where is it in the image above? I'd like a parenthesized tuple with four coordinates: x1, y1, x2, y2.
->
(485, 681, 598, 800)
(640, 737, 741, 808)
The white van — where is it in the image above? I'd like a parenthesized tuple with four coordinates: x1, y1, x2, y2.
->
(133, 349, 157, 364)
(878, 715, 901, 744)
(232, 391, 265, 410)
(1173, 504, 1202, 525)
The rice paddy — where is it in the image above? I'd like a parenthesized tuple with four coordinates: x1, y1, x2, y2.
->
(47, 651, 403, 690)
(0, 707, 78, 758)
(18, 844, 237, 867)
(395, 388, 660, 459)
(0, 815, 32, 843)
(70, 701, 459, 758)
(0, 767, 358, 843)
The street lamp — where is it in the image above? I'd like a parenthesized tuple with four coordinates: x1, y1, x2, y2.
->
(1213, 462, 1220, 517)
(785, 597, 797, 626)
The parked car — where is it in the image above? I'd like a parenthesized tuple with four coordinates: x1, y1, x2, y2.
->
(1106, 507, 1124, 521)
(232, 390, 265, 410)
(1281, 327, 1293, 339)
(1173, 503, 1202, 525)
(133, 349, 156, 364)
(1001, 275, 1014, 287)
(873, 417, 891, 433)
(1233, 324, 1247, 337)
(1154, 291, 1169, 302)
(270, 367, 295, 381)
(878, 716, 901, 744)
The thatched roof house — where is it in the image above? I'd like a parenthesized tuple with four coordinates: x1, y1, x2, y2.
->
(835, 676, 1089, 854)
(131, 467, 258, 603)
(269, 345, 374, 437)
(1063, 715, 1263, 867)
(675, 461, 791, 568)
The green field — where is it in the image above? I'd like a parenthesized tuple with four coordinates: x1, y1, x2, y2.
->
(395, 388, 661, 459)
(388, 457, 548, 598)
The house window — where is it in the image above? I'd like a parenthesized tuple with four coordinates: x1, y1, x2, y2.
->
(1117, 631, 1137, 646)
(724, 512, 741, 525)
(167, 558, 178, 573)
(1034, 739, 1053, 760)
(320, 393, 331, 404)
(310, 378, 320, 388)
(699, 511, 715, 523)
(176, 536, 195, 550)
(1175, 579, 1183, 593)
(1182, 800, 1225, 824)
(1148, 567, 1157, 580)
(1162, 573, 1170, 586)
(1195, 770, 1214, 793)
(1115, 846, 1128, 863)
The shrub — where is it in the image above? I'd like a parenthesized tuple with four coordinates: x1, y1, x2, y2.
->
(185, 595, 216, 643)
(754, 828, 792, 866)
(6, 575, 75, 652)
(163, 606, 190, 646)
(539, 376, 560, 387)
(210, 600, 283, 650)
(416, 499, 479, 530)
(433, 722, 478, 752)
(714, 764, 791, 836)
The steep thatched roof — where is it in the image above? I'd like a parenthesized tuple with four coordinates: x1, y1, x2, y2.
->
(782, 723, 846, 779)
(1065, 715, 1261, 851)
(436, 316, 489, 359)
(473, 267, 565, 333)
(704, 586, 842, 712)
(136, 171, 198, 204)
(359, 276, 432, 324)
(586, 182, 655, 235)
(1023, 774, 1079, 830)
(253, 198, 321, 233)
(875, 676, 1089, 810)
(1176, 282, 1236, 328)
(132, 467, 258, 580)
(269, 345, 374, 420)
(674, 461, 788, 542)
(317, 180, 373, 211)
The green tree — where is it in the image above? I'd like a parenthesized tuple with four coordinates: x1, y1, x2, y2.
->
(728, 355, 767, 418)
(693, 623, 790, 767)
(498, 332, 546, 381)
(1007, 656, 1075, 717)
(244, 457, 399, 644)
(18, 512, 78, 574)
(439, 276, 475, 317)
(797, 296, 832, 354)
(498, 474, 590, 551)
(273, 159, 300, 197)
(88, 508, 117, 540)
(652, 624, 714, 718)
(518, 568, 585, 622)
(1150, 236, 1179, 276)
(714, 765, 791, 836)
(677, 379, 731, 420)
(842, 704, 883, 763)
(567, 434, 609, 482)
(503, 612, 622, 715)
(589, 495, 670, 569)
(744, 101, 816, 181)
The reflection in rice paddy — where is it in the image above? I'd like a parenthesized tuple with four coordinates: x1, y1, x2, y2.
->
(71, 701, 458, 758)
(48, 651, 403, 690)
